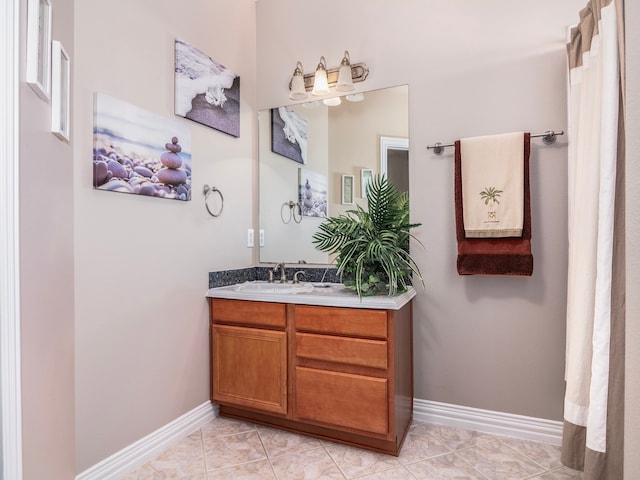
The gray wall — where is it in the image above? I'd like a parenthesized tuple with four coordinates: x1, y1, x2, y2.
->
(19, 0, 76, 477)
(73, 0, 257, 472)
(257, 0, 586, 421)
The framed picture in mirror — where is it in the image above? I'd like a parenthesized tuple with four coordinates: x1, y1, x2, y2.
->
(271, 106, 307, 164)
(299, 167, 328, 218)
(361, 169, 373, 198)
(342, 174, 354, 205)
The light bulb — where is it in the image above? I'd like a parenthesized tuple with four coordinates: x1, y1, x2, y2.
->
(323, 97, 341, 106)
(289, 62, 307, 100)
(336, 51, 354, 92)
(311, 56, 330, 96)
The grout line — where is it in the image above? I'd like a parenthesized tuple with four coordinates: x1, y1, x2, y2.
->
(254, 425, 280, 480)
(198, 427, 210, 480)
(495, 437, 554, 475)
(321, 442, 348, 480)
(450, 450, 494, 480)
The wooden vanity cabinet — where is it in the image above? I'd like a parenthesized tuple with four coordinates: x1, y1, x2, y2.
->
(209, 297, 413, 455)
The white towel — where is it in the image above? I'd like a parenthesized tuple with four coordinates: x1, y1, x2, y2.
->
(460, 132, 525, 238)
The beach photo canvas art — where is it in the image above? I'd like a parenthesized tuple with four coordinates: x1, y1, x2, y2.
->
(93, 92, 192, 201)
(175, 39, 240, 137)
(298, 167, 327, 218)
(271, 106, 307, 164)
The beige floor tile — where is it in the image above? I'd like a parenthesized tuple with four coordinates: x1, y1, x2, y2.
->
(270, 447, 345, 480)
(137, 432, 206, 479)
(257, 425, 322, 458)
(357, 465, 416, 479)
(454, 440, 545, 480)
(201, 416, 257, 439)
(416, 423, 496, 451)
(497, 437, 563, 470)
(529, 466, 584, 479)
(323, 442, 402, 479)
(204, 430, 267, 470)
(206, 459, 277, 479)
(137, 475, 205, 480)
(405, 452, 487, 479)
(120, 472, 138, 480)
(397, 427, 451, 464)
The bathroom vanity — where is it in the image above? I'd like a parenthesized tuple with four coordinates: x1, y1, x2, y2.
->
(206, 282, 415, 455)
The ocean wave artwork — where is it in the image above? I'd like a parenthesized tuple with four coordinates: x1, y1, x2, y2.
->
(271, 106, 307, 164)
(175, 39, 240, 137)
(93, 92, 192, 201)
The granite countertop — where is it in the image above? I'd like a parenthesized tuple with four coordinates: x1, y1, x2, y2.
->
(206, 282, 415, 310)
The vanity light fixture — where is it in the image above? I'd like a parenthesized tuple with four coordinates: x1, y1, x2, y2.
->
(289, 61, 307, 100)
(288, 50, 369, 99)
(311, 56, 330, 96)
(336, 51, 354, 92)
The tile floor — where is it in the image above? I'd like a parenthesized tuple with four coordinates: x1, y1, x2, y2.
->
(121, 416, 584, 480)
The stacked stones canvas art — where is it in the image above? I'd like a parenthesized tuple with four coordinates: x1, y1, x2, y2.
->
(92, 92, 192, 201)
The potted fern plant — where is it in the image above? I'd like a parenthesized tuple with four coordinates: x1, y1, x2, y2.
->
(312, 175, 423, 298)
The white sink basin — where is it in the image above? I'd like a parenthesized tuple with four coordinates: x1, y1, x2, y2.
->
(234, 281, 314, 294)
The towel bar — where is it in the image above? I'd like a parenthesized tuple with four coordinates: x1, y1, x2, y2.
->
(426, 130, 564, 155)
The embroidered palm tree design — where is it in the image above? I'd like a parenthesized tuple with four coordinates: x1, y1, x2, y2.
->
(480, 187, 503, 205)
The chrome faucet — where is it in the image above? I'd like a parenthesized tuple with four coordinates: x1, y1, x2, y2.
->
(273, 262, 287, 283)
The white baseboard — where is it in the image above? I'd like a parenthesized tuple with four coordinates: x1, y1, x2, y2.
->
(76, 401, 218, 480)
(413, 399, 563, 446)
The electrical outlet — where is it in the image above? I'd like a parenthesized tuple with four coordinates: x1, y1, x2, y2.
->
(259, 229, 265, 247)
(247, 228, 254, 248)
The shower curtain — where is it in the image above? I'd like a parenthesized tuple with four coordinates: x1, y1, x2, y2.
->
(563, 0, 625, 478)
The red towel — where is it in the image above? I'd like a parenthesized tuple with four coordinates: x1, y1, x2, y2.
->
(454, 133, 533, 276)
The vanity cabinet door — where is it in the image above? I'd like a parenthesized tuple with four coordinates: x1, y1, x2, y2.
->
(212, 324, 287, 415)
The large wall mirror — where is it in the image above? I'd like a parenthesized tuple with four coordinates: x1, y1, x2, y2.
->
(259, 84, 409, 265)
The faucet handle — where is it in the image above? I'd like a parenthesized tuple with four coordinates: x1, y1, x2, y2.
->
(293, 271, 306, 284)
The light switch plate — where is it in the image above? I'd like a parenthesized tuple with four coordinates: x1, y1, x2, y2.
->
(247, 229, 254, 248)
(259, 229, 265, 247)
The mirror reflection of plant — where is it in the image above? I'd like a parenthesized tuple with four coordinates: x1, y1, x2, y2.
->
(312, 175, 423, 298)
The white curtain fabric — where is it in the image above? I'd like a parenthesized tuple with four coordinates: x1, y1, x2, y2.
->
(563, 0, 624, 477)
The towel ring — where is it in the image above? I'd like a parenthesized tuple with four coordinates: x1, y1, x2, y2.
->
(281, 201, 302, 224)
(203, 184, 224, 217)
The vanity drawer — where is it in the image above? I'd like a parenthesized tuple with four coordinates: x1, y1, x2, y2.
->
(296, 333, 388, 369)
(295, 367, 388, 435)
(211, 299, 286, 328)
(294, 305, 387, 339)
